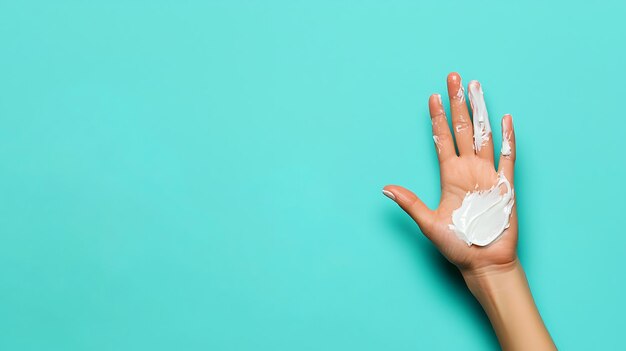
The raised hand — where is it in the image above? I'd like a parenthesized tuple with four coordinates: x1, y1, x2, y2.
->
(382, 72, 517, 271)
(383, 73, 556, 351)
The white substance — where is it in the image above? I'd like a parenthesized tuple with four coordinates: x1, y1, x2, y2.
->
(455, 124, 467, 133)
(433, 135, 441, 153)
(501, 132, 511, 156)
(456, 84, 465, 101)
(448, 173, 515, 246)
(468, 81, 491, 151)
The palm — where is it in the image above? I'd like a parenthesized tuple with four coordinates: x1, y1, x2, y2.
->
(384, 73, 517, 271)
(432, 157, 516, 269)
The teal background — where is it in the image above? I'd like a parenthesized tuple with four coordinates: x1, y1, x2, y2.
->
(1, 1, 624, 350)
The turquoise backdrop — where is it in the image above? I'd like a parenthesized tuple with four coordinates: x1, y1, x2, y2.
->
(1, 1, 624, 350)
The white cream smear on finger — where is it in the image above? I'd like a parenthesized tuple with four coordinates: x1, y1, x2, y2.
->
(433, 135, 442, 153)
(468, 81, 491, 151)
(501, 132, 512, 156)
(448, 174, 515, 246)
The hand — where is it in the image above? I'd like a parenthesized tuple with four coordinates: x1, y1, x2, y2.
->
(383, 73, 556, 350)
(383, 72, 517, 273)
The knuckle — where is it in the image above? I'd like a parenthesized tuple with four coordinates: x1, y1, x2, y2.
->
(454, 120, 472, 134)
(501, 153, 516, 162)
(435, 132, 452, 143)
(430, 112, 446, 121)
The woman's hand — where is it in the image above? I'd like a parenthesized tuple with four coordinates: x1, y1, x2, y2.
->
(383, 73, 556, 351)
(383, 72, 517, 273)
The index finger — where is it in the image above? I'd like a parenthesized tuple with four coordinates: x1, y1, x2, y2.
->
(447, 72, 474, 156)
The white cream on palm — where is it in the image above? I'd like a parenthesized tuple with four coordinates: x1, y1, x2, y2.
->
(448, 174, 515, 246)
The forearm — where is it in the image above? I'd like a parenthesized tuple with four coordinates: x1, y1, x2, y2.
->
(462, 259, 556, 351)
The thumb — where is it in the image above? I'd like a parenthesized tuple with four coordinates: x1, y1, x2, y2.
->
(383, 185, 434, 232)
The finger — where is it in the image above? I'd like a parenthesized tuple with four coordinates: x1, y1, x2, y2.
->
(383, 185, 434, 233)
(428, 94, 455, 162)
(497, 114, 516, 183)
(446, 72, 474, 156)
(467, 80, 494, 163)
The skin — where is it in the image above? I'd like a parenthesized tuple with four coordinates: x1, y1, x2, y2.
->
(383, 73, 556, 351)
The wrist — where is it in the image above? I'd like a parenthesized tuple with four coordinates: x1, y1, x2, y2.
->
(461, 258, 557, 350)
(460, 258, 523, 300)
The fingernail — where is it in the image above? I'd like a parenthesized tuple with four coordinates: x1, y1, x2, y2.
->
(382, 189, 396, 201)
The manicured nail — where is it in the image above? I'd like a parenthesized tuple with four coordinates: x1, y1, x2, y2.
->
(382, 189, 396, 201)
